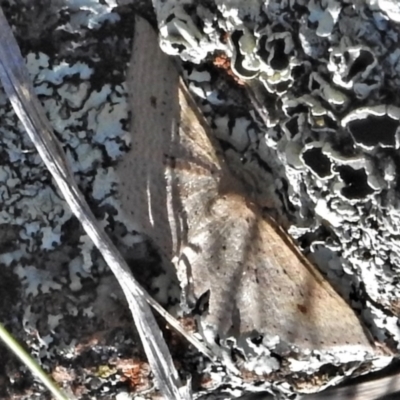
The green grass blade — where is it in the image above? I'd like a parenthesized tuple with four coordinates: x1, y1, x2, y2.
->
(0, 322, 75, 400)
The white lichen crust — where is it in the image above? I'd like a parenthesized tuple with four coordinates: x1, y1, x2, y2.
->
(153, 0, 400, 397)
(0, 1, 172, 398)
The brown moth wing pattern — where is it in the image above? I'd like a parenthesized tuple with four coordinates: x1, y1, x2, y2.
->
(183, 193, 373, 350)
(120, 17, 228, 269)
(123, 17, 376, 353)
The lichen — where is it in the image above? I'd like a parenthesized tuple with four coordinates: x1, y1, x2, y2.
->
(153, 0, 400, 395)
(0, 1, 165, 398)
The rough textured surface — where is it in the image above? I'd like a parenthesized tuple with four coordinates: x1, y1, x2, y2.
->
(151, 0, 400, 397)
(154, 0, 400, 338)
(126, 18, 387, 399)
(0, 1, 166, 399)
(1, 0, 400, 399)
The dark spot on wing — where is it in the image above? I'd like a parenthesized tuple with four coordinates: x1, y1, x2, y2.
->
(150, 95, 157, 108)
(297, 304, 308, 314)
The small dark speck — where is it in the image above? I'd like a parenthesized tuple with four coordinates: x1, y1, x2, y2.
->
(297, 304, 308, 314)
(250, 335, 263, 345)
(254, 269, 260, 284)
(150, 96, 157, 108)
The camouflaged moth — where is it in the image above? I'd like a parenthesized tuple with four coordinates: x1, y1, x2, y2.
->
(118, 16, 381, 373)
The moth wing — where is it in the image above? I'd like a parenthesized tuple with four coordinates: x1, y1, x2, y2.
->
(123, 16, 376, 355)
(120, 16, 226, 263)
(182, 193, 375, 352)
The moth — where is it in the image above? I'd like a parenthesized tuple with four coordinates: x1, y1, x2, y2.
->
(118, 16, 380, 371)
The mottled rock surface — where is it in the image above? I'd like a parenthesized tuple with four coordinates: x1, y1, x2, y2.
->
(0, 1, 164, 399)
(1, 0, 400, 399)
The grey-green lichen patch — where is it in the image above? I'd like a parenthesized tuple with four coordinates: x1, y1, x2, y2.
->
(0, 1, 183, 399)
